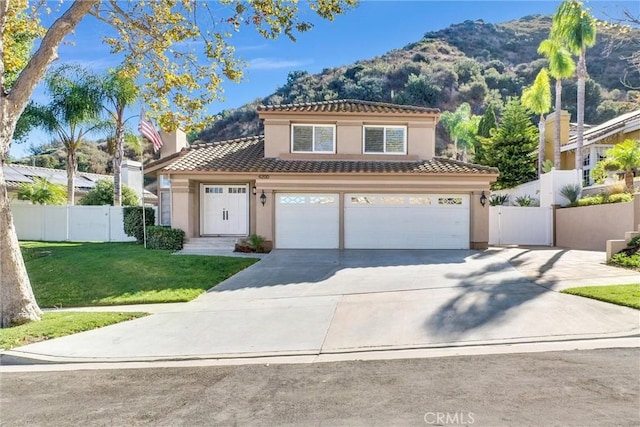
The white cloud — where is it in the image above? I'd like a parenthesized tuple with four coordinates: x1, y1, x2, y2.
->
(249, 57, 312, 70)
(62, 57, 122, 72)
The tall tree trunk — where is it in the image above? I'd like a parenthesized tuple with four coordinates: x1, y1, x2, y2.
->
(113, 123, 124, 206)
(575, 49, 587, 172)
(625, 171, 634, 192)
(538, 114, 545, 177)
(0, 137, 42, 327)
(0, 0, 96, 327)
(554, 79, 562, 169)
(66, 148, 77, 205)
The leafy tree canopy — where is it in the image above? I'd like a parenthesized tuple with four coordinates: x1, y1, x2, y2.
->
(481, 98, 538, 189)
(79, 179, 140, 207)
(16, 177, 66, 205)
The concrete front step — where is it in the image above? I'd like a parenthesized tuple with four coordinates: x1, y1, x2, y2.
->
(183, 237, 240, 250)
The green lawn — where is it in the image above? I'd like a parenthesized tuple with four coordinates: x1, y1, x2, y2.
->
(561, 284, 640, 310)
(21, 242, 259, 307)
(0, 312, 147, 350)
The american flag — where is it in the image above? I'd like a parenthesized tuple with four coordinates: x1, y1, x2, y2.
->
(138, 109, 163, 153)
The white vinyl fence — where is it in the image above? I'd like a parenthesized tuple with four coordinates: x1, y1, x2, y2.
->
(10, 203, 156, 242)
(489, 206, 553, 246)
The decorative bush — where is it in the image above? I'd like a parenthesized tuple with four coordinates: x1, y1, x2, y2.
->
(608, 193, 634, 203)
(514, 194, 538, 207)
(559, 183, 581, 206)
(145, 226, 185, 251)
(235, 234, 269, 253)
(489, 193, 509, 206)
(123, 207, 155, 243)
(610, 253, 640, 269)
(577, 193, 632, 206)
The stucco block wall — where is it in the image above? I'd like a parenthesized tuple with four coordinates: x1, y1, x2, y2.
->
(262, 114, 437, 160)
(470, 190, 490, 249)
(556, 198, 639, 251)
(170, 178, 198, 238)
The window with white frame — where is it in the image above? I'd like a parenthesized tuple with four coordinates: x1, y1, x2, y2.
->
(291, 124, 335, 153)
(363, 126, 407, 154)
(159, 175, 171, 189)
(582, 151, 591, 185)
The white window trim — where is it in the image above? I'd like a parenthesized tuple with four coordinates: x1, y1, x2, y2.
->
(362, 125, 407, 155)
(291, 124, 336, 153)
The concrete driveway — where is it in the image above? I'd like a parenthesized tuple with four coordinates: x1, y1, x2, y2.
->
(3, 249, 639, 363)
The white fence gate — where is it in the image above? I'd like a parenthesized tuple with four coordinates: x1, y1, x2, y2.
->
(489, 206, 553, 246)
(9, 203, 155, 242)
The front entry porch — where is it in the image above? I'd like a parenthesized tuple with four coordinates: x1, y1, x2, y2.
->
(200, 184, 250, 236)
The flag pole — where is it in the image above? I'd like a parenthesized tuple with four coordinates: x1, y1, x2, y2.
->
(140, 106, 147, 249)
(141, 151, 147, 249)
(138, 104, 164, 249)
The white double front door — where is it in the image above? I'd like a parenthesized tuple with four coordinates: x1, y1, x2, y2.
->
(201, 184, 249, 235)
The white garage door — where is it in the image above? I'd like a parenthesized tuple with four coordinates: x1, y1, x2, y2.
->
(275, 193, 339, 249)
(345, 194, 470, 249)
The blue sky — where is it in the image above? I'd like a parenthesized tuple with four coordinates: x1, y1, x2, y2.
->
(10, 0, 637, 158)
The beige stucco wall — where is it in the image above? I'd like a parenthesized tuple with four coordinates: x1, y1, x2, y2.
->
(556, 196, 639, 251)
(262, 111, 437, 160)
(170, 178, 198, 238)
(166, 170, 495, 248)
(543, 110, 570, 164)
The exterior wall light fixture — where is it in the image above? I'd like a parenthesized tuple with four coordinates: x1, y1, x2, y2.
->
(260, 190, 267, 206)
(480, 191, 487, 207)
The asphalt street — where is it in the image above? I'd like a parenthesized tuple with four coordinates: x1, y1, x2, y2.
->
(2, 348, 638, 426)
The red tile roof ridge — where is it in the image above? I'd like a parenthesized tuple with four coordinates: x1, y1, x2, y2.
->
(258, 99, 440, 114)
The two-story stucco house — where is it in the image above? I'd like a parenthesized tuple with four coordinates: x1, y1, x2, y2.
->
(146, 100, 498, 250)
(544, 109, 640, 185)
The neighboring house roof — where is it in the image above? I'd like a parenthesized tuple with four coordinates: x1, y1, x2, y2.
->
(562, 110, 640, 152)
(5, 164, 111, 191)
(257, 99, 440, 115)
(155, 135, 498, 175)
(4, 163, 157, 200)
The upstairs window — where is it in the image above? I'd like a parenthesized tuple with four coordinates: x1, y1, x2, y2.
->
(292, 124, 335, 153)
(364, 126, 406, 154)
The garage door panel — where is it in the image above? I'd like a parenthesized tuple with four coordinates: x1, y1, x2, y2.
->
(276, 193, 339, 249)
(345, 194, 469, 249)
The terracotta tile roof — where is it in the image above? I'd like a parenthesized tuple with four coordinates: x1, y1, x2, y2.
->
(162, 135, 498, 175)
(258, 99, 440, 115)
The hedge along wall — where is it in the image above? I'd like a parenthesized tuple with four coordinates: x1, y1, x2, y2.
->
(555, 195, 639, 251)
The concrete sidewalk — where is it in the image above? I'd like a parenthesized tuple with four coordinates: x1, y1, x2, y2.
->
(2, 248, 638, 365)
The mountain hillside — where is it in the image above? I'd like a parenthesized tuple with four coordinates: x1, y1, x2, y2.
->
(199, 15, 639, 153)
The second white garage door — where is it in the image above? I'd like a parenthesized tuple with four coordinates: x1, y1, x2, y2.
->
(345, 194, 470, 249)
(275, 193, 339, 249)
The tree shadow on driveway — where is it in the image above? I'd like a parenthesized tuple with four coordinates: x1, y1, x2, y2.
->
(207, 249, 483, 294)
(423, 249, 571, 340)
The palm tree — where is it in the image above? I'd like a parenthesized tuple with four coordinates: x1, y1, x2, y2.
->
(102, 68, 139, 206)
(26, 65, 105, 205)
(522, 69, 552, 177)
(440, 103, 480, 162)
(538, 38, 575, 169)
(607, 139, 640, 191)
(551, 0, 596, 171)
